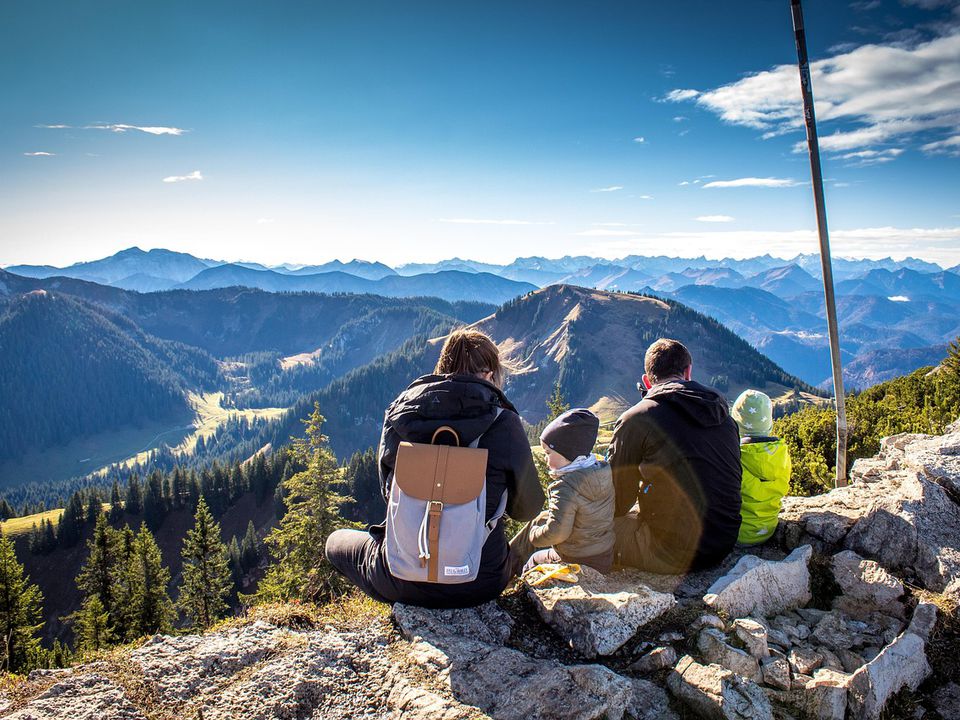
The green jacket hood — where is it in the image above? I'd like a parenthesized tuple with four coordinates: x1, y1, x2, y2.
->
(740, 438, 791, 482)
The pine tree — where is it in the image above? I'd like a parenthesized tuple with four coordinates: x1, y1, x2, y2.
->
(177, 499, 233, 629)
(546, 380, 570, 422)
(945, 336, 960, 377)
(126, 524, 173, 637)
(0, 499, 14, 520)
(75, 515, 120, 640)
(109, 480, 124, 523)
(143, 472, 167, 531)
(255, 404, 348, 603)
(73, 595, 111, 655)
(0, 534, 43, 673)
(113, 525, 137, 641)
(85, 493, 102, 525)
(125, 475, 143, 516)
(227, 537, 244, 590)
(57, 493, 85, 547)
(240, 520, 260, 570)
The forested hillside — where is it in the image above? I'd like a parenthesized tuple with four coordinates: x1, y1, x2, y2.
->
(0, 291, 218, 463)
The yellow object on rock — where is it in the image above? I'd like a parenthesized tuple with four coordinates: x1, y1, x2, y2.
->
(523, 563, 581, 586)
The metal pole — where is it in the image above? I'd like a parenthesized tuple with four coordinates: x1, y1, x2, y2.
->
(790, 0, 847, 488)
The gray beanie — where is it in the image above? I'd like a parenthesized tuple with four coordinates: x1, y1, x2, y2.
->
(540, 408, 600, 461)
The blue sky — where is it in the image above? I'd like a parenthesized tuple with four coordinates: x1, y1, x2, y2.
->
(2, 0, 959, 267)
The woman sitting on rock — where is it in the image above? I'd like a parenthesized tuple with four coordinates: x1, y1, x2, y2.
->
(325, 329, 545, 608)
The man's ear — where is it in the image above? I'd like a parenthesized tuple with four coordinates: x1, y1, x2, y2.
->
(682, 364, 693, 381)
(641, 374, 653, 389)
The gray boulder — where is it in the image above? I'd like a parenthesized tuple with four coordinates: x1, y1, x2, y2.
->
(525, 565, 675, 657)
(667, 655, 773, 720)
(830, 550, 905, 619)
(703, 546, 812, 618)
(847, 630, 931, 719)
(697, 628, 762, 682)
(779, 427, 960, 604)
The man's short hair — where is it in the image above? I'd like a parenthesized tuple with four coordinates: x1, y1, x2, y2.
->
(644, 338, 693, 383)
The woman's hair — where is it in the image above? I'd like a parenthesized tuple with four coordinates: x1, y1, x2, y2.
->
(435, 329, 515, 388)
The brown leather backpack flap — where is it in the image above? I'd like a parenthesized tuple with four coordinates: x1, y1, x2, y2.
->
(395, 442, 488, 503)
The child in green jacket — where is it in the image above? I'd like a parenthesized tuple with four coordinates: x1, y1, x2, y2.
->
(731, 390, 791, 545)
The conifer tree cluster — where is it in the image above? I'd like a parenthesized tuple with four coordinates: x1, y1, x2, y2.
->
(254, 405, 351, 603)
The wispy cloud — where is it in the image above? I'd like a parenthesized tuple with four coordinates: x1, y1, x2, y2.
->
(702, 177, 798, 189)
(88, 124, 187, 136)
(921, 134, 960, 156)
(35, 124, 71, 129)
(436, 218, 555, 226)
(632, 137, 646, 144)
(576, 228, 639, 237)
(162, 170, 203, 183)
(638, 195, 653, 200)
(590, 185, 624, 193)
(665, 30, 960, 160)
(696, 215, 735, 222)
(23, 151, 55, 157)
(838, 147, 905, 166)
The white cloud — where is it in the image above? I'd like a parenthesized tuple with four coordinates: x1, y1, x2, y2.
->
(35, 124, 70, 129)
(921, 134, 960, 156)
(696, 215, 735, 222)
(888, 295, 910, 302)
(664, 89, 700, 102)
(638, 195, 653, 200)
(632, 137, 646, 144)
(162, 170, 203, 183)
(576, 228, 640, 237)
(591, 185, 624, 192)
(673, 116, 688, 122)
(838, 147, 905, 166)
(583, 225, 960, 267)
(666, 30, 960, 158)
(436, 218, 555, 226)
(23, 151, 55, 156)
(678, 181, 691, 186)
(88, 124, 186, 136)
(702, 177, 799, 189)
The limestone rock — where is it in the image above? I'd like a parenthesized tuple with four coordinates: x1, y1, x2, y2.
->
(831, 550, 905, 619)
(667, 655, 773, 720)
(525, 565, 675, 657)
(787, 646, 823, 676)
(733, 618, 769, 659)
(810, 611, 855, 652)
(698, 628, 762, 682)
(778, 428, 960, 605)
(933, 682, 960, 720)
(628, 645, 677, 674)
(393, 601, 678, 720)
(906, 601, 939, 641)
(760, 654, 791, 691)
(847, 631, 931, 719)
(692, 614, 726, 633)
(2, 673, 145, 720)
(703, 546, 812, 618)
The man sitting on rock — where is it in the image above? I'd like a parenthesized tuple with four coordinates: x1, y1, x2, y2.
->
(607, 338, 742, 573)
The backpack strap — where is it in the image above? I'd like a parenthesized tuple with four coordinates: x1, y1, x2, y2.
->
(476, 408, 507, 534)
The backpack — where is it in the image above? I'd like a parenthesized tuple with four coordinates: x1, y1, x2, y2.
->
(385, 410, 506, 584)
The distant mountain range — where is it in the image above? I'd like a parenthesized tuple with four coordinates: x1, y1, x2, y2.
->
(4, 246, 959, 388)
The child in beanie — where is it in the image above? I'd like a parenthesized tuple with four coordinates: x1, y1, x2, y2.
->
(731, 390, 791, 545)
(509, 408, 615, 574)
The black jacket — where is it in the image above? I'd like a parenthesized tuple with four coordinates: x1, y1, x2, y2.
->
(608, 380, 742, 571)
(376, 373, 544, 605)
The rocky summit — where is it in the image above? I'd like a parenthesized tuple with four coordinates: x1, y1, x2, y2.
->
(3, 422, 960, 719)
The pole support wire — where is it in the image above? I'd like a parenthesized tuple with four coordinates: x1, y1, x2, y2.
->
(790, 0, 848, 488)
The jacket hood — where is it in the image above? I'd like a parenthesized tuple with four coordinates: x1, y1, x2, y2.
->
(643, 380, 730, 428)
(385, 373, 517, 446)
(740, 438, 791, 483)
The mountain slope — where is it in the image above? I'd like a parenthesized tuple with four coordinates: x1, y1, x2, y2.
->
(7, 247, 214, 286)
(0, 291, 218, 465)
(178, 265, 535, 304)
(253, 285, 820, 459)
